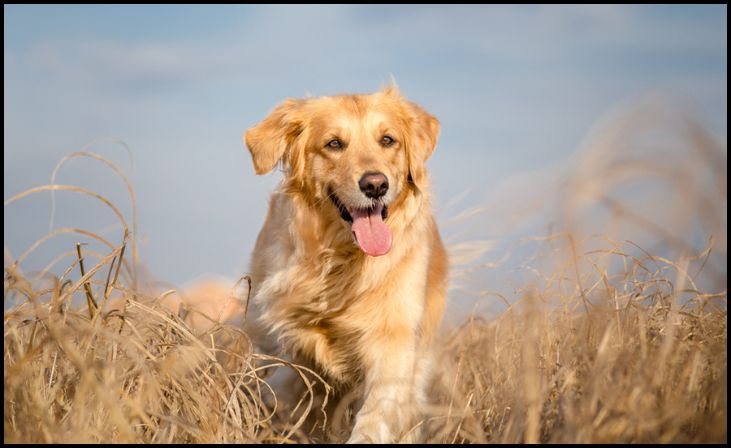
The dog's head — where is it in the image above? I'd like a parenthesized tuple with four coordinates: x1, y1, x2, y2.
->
(244, 86, 439, 257)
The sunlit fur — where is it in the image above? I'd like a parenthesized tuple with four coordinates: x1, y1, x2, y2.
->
(244, 86, 447, 443)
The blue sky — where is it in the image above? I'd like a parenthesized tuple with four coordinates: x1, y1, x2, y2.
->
(4, 5, 727, 311)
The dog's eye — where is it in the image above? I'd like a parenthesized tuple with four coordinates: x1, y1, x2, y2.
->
(326, 139, 343, 150)
(380, 135, 396, 147)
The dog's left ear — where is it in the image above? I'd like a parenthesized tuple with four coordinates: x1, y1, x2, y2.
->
(244, 99, 305, 175)
(406, 101, 440, 192)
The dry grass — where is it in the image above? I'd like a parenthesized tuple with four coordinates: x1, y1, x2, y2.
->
(4, 98, 727, 443)
(431, 235, 727, 443)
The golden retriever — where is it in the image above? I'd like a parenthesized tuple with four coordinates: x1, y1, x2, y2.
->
(243, 86, 447, 443)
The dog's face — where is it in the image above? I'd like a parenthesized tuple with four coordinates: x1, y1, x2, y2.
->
(245, 87, 439, 257)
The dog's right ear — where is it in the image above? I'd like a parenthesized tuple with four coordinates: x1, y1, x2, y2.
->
(244, 99, 304, 175)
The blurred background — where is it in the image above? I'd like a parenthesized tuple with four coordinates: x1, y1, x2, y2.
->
(4, 5, 727, 317)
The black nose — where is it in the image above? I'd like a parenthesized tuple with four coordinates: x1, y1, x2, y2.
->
(359, 172, 389, 199)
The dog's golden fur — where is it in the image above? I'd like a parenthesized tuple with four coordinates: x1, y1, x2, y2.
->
(244, 86, 447, 443)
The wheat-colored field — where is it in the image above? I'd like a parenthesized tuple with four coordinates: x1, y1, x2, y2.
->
(4, 101, 727, 443)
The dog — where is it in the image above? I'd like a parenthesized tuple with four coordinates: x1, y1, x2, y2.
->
(243, 85, 447, 443)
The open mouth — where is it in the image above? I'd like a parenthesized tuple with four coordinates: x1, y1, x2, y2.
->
(328, 191, 392, 257)
(329, 193, 388, 222)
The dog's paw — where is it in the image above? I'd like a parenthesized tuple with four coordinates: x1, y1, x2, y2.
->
(347, 420, 392, 444)
(345, 433, 371, 444)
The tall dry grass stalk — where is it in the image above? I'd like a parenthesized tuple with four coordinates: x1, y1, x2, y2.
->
(4, 99, 727, 443)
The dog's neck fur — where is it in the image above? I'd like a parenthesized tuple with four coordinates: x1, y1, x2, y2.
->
(253, 180, 434, 383)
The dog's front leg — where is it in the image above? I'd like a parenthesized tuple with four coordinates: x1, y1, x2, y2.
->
(347, 334, 421, 444)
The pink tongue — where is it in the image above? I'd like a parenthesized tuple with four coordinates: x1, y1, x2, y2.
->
(351, 204, 392, 257)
